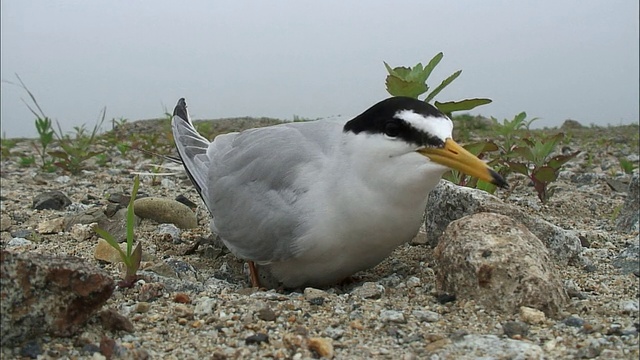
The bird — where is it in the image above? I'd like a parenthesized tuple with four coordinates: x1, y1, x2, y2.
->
(171, 96, 507, 289)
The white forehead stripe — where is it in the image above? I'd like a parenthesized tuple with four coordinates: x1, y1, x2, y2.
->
(394, 109, 453, 141)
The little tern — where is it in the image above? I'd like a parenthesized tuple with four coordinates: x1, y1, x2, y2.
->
(172, 97, 507, 289)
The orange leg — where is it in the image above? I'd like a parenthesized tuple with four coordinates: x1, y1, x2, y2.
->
(248, 261, 261, 288)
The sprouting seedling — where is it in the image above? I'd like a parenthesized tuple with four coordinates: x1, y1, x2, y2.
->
(506, 133, 580, 203)
(95, 175, 142, 288)
(384, 52, 492, 116)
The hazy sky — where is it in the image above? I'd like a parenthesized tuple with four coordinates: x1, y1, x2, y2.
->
(1, 1, 638, 138)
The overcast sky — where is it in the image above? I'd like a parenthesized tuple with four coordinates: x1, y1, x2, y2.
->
(1, 1, 638, 138)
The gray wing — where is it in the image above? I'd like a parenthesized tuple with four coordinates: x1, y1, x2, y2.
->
(208, 120, 341, 263)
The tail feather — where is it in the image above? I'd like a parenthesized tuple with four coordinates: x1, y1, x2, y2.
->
(171, 98, 212, 212)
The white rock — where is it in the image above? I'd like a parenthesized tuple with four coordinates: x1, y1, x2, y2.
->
(70, 223, 97, 241)
(520, 306, 546, 324)
(412, 310, 439, 322)
(620, 300, 639, 314)
(194, 297, 217, 317)
(8, 238, 33, 247)
(380, 310, 405, 323)
(37, 217, 65, 234)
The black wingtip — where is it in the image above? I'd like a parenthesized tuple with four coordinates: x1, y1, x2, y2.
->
(173, 98, 188, 121)
(490, 169, 509, 189)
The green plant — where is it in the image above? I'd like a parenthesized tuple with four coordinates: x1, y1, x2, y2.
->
(32, 116, 56, 171)
(618, 157, 638, 175)
(506, 133, 580, 203)
(95, 175, 142, 287)
(0, 135, 18, 159)
(384, 52, 492, 116)
(18, 155, 36, 167)
(48, 109, 106, 174)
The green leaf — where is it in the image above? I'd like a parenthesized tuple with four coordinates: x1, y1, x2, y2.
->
(506, 161, 530, 176)
(434, 98, 492, 115)
(513, 146, 535, 162)
(424, 70, 462, 103)
(385, 75, 428, 98)
(423, 52, 444, 82)
(126, 175, 140, 257)
(47, 150, 69, 160)
(532, 166, 557, 183)
(547, 151, 580, 169)
(476, 179, 497, 194)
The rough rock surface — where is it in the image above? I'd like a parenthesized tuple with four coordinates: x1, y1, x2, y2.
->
(0, 250, 114, 345)
(435, 213, 568, 316)
(426, 180, 583, 265)
(32, 190, 72, 210)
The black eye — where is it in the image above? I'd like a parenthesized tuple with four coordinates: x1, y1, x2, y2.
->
(384, 121, 400, 138)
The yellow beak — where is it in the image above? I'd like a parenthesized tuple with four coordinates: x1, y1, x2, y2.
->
(417, 138, 508, 188)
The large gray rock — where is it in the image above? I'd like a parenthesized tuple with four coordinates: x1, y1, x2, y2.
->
(434, 213, 568, 317)
(431, 334, 544, 360)
(0, 250, 114, 345)
(425, 180, 582, 265)
(616, 174, 639, 233)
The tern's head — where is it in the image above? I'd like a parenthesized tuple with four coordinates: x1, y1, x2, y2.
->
(344, 97, 507, 188)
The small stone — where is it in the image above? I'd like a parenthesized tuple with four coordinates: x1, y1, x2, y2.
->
(8, 238, 33, 247)
(99, 308, 134, 332)
(55, 175, 72, 184)
(94, 238, 124, 264)
(174, 293, 190, 304)
(134, 197, 197, 229)
(70, 223, 97, 241)
(194, 297, 216, 316)
(436, 293, 457, 304)
(563, 315, 585, 327)
(157, 223, 181, 242)
(405, 276, 421, 288)
(304, 287, 328, 302)
(352, 282, 384, 299)
(257, 307, 277, 321)
(380, 310, 405, 323)
(620, 299, 639, 314)
(520, 306, 546, 324)
(37, 217, 66, 234)
(32, 190, 71, 210)
(503, 321, 529, 338)
(307, 337, 334, 359)
(138, 282, 164, 302)
(173, 304, 194, 319)
(0, 216, 12, 231)
(135, 302, 150, 313)
(412, 310, 440, 323)
(323, 325, 345, 340)
(245, 333, 269, 345)
(20, 340, 42, 359)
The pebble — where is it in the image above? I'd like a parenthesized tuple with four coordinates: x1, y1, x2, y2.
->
(69, 223, 97, 241)
(8, 237, 33, 247)
(245, 333, 269, 345)
(194, 297, 216, 317)
(412, 310, 440, 323)
(304, 287, 329, 302)
(32, 190, 72, 210)
(257, 307, 277, 321)
(94, 238, 124, 264)
(351, 282, 384, 299)
(503, 321, 529, 338)
(323, 325, 345, 340)
(563, 315, 585, 327)
(157, 223, 181, 242)
(620, 299, 639, 314)
(307, 337, 334, 358)
(380, 310, 405, 324)
(520, 306, 546, 324)
(133, 197, 198, 229)
(37, 217, 65, 234)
